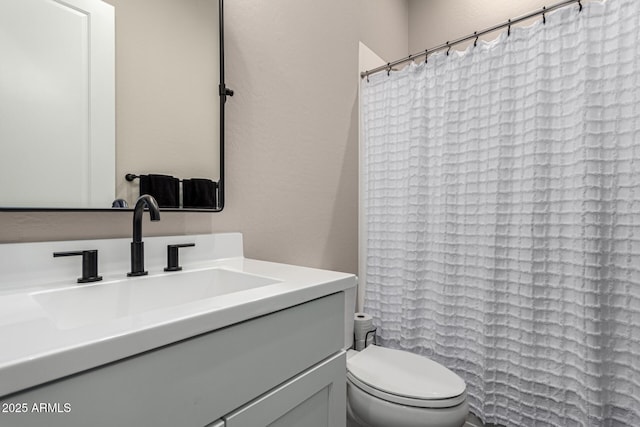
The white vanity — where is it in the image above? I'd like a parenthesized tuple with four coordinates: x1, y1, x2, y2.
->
(0, 233, 355, 426)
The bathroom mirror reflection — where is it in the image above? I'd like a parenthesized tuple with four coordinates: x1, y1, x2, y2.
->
(0, 0, 224, 210)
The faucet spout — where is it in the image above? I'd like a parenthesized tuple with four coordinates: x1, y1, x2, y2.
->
(132, 194, 161, 243)
(129, 194, 161, 276)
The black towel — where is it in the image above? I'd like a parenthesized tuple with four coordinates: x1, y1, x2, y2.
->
(140, 174, 180, 208)
(183, 178, 217, 209)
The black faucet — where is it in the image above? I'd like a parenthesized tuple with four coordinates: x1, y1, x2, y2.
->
(128, 194, 161, 277)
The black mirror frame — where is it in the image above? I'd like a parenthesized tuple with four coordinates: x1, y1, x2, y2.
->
(1, 0, 230, 213)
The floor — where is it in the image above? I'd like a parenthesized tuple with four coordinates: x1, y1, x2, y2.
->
(465, 412, 504, 427)
(465, 413, 484, 427)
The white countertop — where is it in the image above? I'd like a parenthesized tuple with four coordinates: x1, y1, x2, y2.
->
(0, 233, 355, 397)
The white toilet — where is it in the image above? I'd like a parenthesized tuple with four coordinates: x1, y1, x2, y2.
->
(345, 345, 468, 427)
(342, 287, 468, 427)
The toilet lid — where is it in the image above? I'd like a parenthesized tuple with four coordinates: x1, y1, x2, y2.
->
(347, 345, 466, 402)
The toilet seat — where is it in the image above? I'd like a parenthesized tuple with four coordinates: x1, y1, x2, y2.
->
(347, 372, 466, 409)
(347, 345, 466, 409)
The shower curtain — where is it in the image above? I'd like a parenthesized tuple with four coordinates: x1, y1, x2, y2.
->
(361, 1, 640, 426)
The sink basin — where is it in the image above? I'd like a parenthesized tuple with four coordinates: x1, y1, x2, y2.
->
(31, 268, 280, 329)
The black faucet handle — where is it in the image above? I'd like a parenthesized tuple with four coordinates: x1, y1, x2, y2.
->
(164, 243, 196, 272)
(53, 250, 103, 283)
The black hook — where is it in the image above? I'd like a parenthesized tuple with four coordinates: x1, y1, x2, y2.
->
(446, 42, 451, 56)
(578, 0, 583, 12)
(508, 19, 511, 37)
(425, 50, 428, 64)
(386, 63, 391, 76)
(474, 31, 478, 47)
(542, 6, 546, 24)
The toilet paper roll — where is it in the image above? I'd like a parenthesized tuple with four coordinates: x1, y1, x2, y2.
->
(354, 312, 373, 341)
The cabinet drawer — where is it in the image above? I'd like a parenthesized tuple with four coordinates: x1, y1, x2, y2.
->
(0, 292, 345, 427)
(225, 351, 346, 427)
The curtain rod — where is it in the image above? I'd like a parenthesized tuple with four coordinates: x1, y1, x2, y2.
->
(361, 0, 584, 79)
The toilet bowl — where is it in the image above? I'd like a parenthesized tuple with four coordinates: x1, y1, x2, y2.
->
(346, 345, 468, 427)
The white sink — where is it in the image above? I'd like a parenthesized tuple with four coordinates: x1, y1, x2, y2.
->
(31, 268, 280, 329)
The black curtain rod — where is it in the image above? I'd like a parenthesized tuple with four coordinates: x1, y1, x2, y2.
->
(361, 0, 584, 79)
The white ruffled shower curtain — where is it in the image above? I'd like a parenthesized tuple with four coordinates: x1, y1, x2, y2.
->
(361, 1, 640, 426)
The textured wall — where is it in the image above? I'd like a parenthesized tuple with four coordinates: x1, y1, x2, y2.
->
(359, 0, 409, 63)
(408, 0, 561, 54)
(209, 0, 407, 273)
(0, 0, 408, 275)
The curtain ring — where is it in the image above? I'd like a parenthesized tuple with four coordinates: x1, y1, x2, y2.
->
(474, 31, 478, 47)
(508, 19, 511, 37)
(425, 49, 428, 64)
(366, 71, 369, 83)
(446, 42, 451, 56)
(542, 6, 546, 24)
(578, 0, 583, 12)
(386, 63, 391, 76)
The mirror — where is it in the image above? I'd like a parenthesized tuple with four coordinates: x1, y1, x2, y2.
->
(0, 0, 227, 211)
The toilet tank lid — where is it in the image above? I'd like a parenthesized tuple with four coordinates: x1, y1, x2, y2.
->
(347, 345, 466, 400)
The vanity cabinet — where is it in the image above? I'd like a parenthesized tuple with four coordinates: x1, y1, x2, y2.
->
(0, 292, 347, 427)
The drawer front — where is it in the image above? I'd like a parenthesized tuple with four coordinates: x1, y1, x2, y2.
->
(0, 292, 345, 427)
(225, 351, 346, 427)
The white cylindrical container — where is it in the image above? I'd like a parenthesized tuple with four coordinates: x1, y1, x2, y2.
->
(354, 313, 374, 351)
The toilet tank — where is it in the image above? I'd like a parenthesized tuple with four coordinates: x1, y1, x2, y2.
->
(343, 278, 357, 350)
